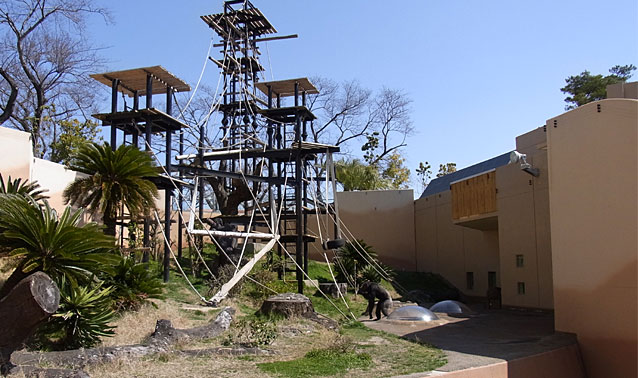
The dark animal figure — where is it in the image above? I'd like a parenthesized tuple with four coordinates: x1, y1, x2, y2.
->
(486, 287, 502, 309)
(359, 281, 392, 321)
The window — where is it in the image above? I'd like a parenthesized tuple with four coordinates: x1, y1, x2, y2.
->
(488, 271, 497, 289)
(516, 254, 524, 268)
(517, 282, 526, 295)
(466, 272, 474, 290)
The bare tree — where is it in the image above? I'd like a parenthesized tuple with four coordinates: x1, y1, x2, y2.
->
(0, 0, 109, 158)
(307, 78, 414, 187)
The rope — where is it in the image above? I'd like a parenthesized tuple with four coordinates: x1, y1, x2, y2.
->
(153, 210, 209, 304)
(178, 38, 215, 120)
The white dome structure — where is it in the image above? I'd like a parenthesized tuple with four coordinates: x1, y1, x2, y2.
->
(387, 305, 439, 321)
(430, 300, 474, 315)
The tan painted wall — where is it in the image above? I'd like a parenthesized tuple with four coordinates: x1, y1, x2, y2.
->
(0, 126, 33, 181)
(496, 151, 553, 309)
(31, 158, 81, 213)
(414, 191, 500, 297)
(308, 190, 416, 271)
(547, 99, 638, 378)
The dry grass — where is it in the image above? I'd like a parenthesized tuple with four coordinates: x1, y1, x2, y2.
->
(102, 299, 218, 347)
(88, 319, 341, 378)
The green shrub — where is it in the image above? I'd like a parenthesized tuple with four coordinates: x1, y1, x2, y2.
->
(104, 257, 163, 312)
(223, 318, 278, 347)
(36, 281, 116, 350)
(334, 239, 394, 285)
(0, 195, 119, 298)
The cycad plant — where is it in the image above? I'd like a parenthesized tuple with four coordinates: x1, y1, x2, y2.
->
(37, 280, 116, 350)
(105, 258, 163, 311)
(0, 194, 119, 299)
(0, 173, 48, 201)
(63, 143, 159, 236)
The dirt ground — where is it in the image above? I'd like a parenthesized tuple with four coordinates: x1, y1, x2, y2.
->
(364, 304, 578, 373)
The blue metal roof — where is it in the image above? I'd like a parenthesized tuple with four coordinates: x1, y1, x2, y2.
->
(419, 151, 512, 198)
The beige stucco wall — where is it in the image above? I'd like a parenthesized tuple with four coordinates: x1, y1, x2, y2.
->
(0, 126, 33, 181)
(308, 190, 416, 271)
(414, 191, 500, 297)
(547, 99, 637, 378)
(31, 158, 81, 213)
(496, 151, 553, 309)
(414, 127, 552, 306)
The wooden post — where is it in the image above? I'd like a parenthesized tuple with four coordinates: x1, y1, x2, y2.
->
(0, 272, 59, 369)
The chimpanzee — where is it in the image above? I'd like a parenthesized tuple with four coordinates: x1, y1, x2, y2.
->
(359, 281, 392, 321)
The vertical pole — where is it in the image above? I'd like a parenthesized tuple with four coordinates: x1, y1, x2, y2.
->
(294, 81, 303, 294)
(132, 91, 139, 147)
(164, 129, 172, 283)
(198, 124, 205, 224)
(146, 74, 153, 108)
(275, 92, 283, 278)
(143, 74, 153, 263)
(110, 79, 119, 151)
(163, 86, 174, 283)
(178, 127, 184, 259)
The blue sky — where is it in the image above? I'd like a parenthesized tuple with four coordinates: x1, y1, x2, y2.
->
(89, 0, 637, 187)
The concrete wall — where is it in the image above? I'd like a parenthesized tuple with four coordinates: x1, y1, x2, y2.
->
(308, 190, 416, 271)
(415, 191, 500, 297)
(338, 190, 416, 270)
(0, 127, 33, 181)
(414, 127, 552, 306)
(546, 99, 638, 378)
(31, 158, 82, 213)
(496, 151, 553, 309)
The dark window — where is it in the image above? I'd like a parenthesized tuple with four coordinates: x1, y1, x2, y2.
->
(517, 282, 526, 295)
(488, 271, 497, 289)
(516, 254, 524, 268)
(466, 272, 474, 290)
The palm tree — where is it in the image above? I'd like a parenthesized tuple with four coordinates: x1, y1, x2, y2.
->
(0, 194, 120, 299)
(63, 143, 159, 236)
(0, 173, 48, 201)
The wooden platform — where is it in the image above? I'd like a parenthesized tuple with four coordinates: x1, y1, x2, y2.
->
(255, 78, 319, 98)
(176, 142, 339, 163)
(201, 7, 277, 38)
(92, 108, 188, 132)
(90, 66, 190, 96)
(258, 106, 317, 123)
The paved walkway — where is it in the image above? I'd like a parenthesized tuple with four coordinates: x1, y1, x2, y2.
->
(363, 306, 577, 373)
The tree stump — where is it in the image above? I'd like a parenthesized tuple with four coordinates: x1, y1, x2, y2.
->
(0, 272, 60, 370)
(259, 293, 315, 319)
(318, 283, 347, 298)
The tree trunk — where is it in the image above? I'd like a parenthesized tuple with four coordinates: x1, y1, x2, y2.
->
(0, 264, 31, 300)
(0, 68, 18, 125)
(0, 272, 60, 369)
(103, 214, 116, 236)
(11, 307, 235, 369)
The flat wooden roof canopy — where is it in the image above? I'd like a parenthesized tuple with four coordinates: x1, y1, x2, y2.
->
(201, 7, 277, 38)
(90, 66, 191, 97)
(255, 78, 319, 98)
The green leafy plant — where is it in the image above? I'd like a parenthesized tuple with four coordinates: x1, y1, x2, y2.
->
(37, 280, 116, 350)
(63, 142, 159, 236)
(334, 239, 393, 285)
(0, 194, 119, 299)
(223, 318, 278, 347)
(0, 173, 48, 201)
(104, 257, 164, 312)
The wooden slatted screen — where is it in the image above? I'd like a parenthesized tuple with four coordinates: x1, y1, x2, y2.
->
(451, 171, 497, 220)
